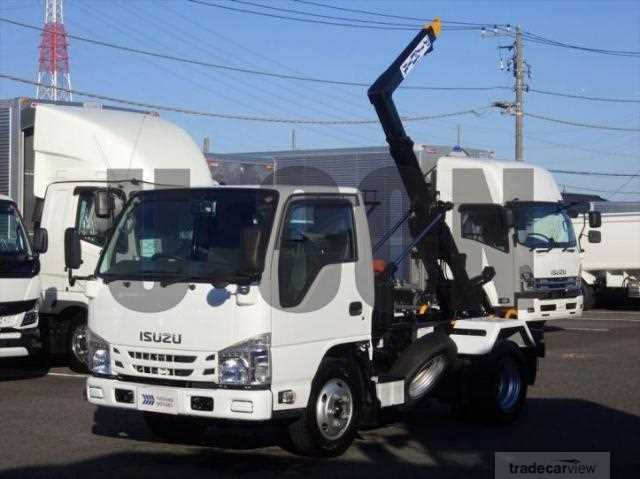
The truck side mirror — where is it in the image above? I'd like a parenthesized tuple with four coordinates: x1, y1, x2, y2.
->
(504, 209, 515, 228)
(241, 227, 263, 273)
(588, 230, 601, 244)
(33, 227, 48, 254)
(567, 208, 579, 219)
(95, 190, 115, 219)
(588, 211, 601, 228)
(64, 227, 82, 270)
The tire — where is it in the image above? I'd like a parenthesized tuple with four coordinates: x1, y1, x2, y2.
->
(464, 341, 528, 425)
(68, 314, 89, 373)
(388, 332, 457, 405)
(143, 412, 207, 444)
(582, 283, 595, 310)
(286, 359, 360, 457)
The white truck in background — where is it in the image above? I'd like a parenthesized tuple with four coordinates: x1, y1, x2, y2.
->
(0, 98, 214, 369)
(0, 195, 43, 359)
(572, 201, 639, 308)
(415, 152, 587, 327)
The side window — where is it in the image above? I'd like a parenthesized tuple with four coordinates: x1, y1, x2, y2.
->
(278, 199, 356, 308)
(76, 190, 125, 247)
(460, 205, 508, 252)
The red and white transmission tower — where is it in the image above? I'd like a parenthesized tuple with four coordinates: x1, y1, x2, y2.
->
(36, 0, 72, 101)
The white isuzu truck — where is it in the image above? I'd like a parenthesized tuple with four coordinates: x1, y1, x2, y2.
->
(419, 153, 585, 326)
(0, 195, 43, 359)
(0, 98, 213, 369)
(83, 21, 545, 456)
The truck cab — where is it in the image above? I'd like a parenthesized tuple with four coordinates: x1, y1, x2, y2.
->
(0, 195, 43, 359)
(424, 154, 583, 325)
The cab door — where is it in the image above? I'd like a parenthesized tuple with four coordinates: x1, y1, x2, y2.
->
(270, 194, 371, 408)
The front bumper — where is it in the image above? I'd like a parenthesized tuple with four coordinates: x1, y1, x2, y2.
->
(517, 295, 583, 321)
(0, 327, 42, 358)
(86, 376, 273, 421)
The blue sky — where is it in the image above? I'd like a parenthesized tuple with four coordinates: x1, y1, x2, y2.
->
(1, 0, 638, 198)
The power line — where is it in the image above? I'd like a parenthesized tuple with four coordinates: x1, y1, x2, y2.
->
(608, 167, 640, 199)
(289, 0, 500, 27)
(0, 16, 506, 91)
(559, 184, 639, 195)
(524, 112, 640, 132)
(188, 0, 482, 31)
(3, 16, 637, 103)
(522, 29, 640, 57)
(526, 134, 640, 159)
(530, 88, 640, 104)
(550, 169, 640, 178)
(0, 73, 490, 124)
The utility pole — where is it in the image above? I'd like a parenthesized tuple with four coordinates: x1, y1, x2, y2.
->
(484, 25, 529, 161)
(290, 129, 296, 151)
(202, 136, 210, 154)
(456, 124, 462, 146)
(514, 27, 524, 161)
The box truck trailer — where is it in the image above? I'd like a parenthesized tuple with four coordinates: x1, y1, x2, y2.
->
(81, 20, 545, 456)
(0, 98, 214, 369)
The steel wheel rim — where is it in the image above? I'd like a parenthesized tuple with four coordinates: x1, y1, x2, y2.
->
(71, 323, 88, 363)
(315, 378, 354, 441)
(408, 355, 446, 400)
(497, 358, 522, 412)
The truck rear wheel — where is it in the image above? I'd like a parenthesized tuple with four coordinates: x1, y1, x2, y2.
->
(143, 412, 206, 444)
(286, 359, 360, 457)
(463, 341, 528, 424)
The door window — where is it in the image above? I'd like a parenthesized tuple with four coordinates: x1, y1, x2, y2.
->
(76, 189, 125, 246)
(278, 199, 356, 307)
(460, 205, 508, 252)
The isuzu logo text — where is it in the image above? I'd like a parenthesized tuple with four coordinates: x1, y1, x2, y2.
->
(139, 331, 182, 344)
(550, 269, 567, 276)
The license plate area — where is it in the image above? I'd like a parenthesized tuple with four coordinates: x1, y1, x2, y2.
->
(138, 388, 178, 414)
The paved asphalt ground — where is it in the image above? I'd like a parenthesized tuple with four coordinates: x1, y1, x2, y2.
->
(1, 309, 639, 479)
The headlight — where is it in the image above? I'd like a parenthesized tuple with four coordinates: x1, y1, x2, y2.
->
(219, 333, 270, 387)
(87, 330, 112, 376)
(519, 265, 534, 290)
(20, 302, 39, 328)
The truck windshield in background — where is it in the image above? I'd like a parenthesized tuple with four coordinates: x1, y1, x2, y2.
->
(97, 189, 278, 284)
(0, 200, 35, 277)
(513, 202, 577, 250)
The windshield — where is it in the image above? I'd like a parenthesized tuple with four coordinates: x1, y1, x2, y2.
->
(98, 189, 278, 284)
(0, 201, 35, 277)
(513, 202, 577, 249)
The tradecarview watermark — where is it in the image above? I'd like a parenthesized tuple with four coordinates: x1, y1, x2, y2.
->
(495, 452, 610, 479)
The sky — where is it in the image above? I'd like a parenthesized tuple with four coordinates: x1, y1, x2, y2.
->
(0, 0, 639, 199)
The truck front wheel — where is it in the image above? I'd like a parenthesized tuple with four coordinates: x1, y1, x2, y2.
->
(143, 412, 207, 444)
(68, 314, 89, 373)
(286, 359, 360, 457)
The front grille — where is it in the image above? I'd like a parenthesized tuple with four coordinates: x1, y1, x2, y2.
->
(534, 276, 579, 291)
(127, 351, 196, 363)
(0, 300, 37, 316)
(112, 345, 217, 382)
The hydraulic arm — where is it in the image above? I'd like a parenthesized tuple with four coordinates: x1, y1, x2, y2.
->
(368, 20, 491, 318)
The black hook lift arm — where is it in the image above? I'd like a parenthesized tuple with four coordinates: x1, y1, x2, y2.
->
(368, 20, 489, 318)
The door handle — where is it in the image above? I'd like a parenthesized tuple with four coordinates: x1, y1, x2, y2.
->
(349, 301, 362, 316)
